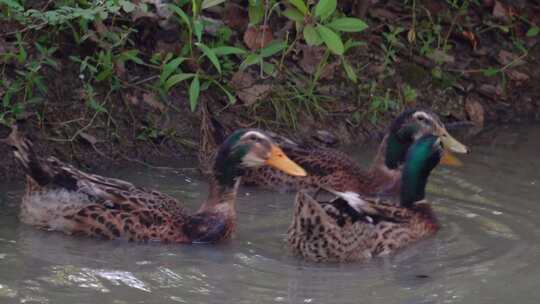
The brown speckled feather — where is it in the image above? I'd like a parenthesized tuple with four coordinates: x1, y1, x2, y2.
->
(242, 137, 399, 196)
(287, 191, 439, 262)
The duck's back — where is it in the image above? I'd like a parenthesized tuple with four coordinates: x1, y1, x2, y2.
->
(288, 191, 439, 262)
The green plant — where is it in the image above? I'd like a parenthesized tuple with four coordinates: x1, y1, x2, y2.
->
(283, 0, 367, 55)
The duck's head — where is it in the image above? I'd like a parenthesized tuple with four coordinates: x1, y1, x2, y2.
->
(385, 109, 469, 169)
(214, 129, 307, 186)
(400, 134, 459, 207)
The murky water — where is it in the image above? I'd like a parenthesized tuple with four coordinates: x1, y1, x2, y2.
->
(1, 124, 539, 304)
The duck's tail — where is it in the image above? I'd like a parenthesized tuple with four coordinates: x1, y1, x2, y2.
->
(3, 126, 54, 187)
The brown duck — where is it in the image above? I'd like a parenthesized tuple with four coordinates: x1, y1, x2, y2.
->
(4, 127, 306, 244)
(240, 109, 469, 198)
(288, 134, 455, 262)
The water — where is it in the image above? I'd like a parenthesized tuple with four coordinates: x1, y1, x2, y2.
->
(1, 124, 539, 304)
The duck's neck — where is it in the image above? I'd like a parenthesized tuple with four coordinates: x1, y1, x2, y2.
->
(400, 163, 430, 208)
(198, 157, 243, 216)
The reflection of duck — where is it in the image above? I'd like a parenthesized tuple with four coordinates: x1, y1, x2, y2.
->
(288, 135, 458, 262)
(240, 109, 469, 197)
(5, 128, 306, 244)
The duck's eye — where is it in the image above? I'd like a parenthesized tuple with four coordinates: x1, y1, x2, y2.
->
(417, 116, 425, 121)
(249, 135, 260, 142)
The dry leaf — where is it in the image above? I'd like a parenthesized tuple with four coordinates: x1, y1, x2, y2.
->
(79, 132, 98, 145)
(369, 8, 397, 21)
(426, 50, 455, 64)
(492, 1, 510, 21)
(142, 93, 166, 112)
(230, 71, 255, 90)
(506, 70, 529, 83)
(299, 45, 325, 75)
(236, 84, 272, 106)
(462, 31, 478, 50)
(465, 98, 485, 128)
(224, 2, 248, 31)
(243, 25, 273, 51)
(497, 50, 525, 66)
(298, 45, 338, 80)
(230, 71, 271, 105)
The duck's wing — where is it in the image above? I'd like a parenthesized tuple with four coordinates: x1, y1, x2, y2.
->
(5, 127, 185, 214)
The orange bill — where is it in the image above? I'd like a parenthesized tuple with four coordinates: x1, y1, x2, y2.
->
(265, 145, 307, 176)
(437, 127, 470, 154)
(440, 150, 463, 166)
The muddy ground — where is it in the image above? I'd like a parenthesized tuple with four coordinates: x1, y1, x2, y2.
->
(1, 0, 539, 181)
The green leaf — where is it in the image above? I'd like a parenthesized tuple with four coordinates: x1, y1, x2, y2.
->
(168, 4, 192, 33)
(327, 17, 368, 32)
(193, 19, 204, 42)
(196, 42, 222, 75)
(121, 0, 136, 13)
(288, 0, 308, 15)
(189, 75, 200, 112)
(119, 50, 144, 65)
(248, 2, 265, 25)
(314, 0, 336, 21)
(303, 24, 323, 46)
(282, 8, 304, 22)
(212, 46, 247, 56)
(161, 57, 185, 84)
(201, 0, 226, 9)
(240, 54, 262, 70)
(0, 0, 23, 11)
(526, 26, 540, 37)
(344, 39, 366, 52)
(341, 58, 357, 83)
(165, 73, 195, 92)
(317, 25, 344, 55)
(482, 67, 499, 77)
(260, 40, 287, 57)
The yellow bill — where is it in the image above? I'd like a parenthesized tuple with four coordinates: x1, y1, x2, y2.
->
(437, 128, 470, 154)
(440, 150, 463, 166)
(266, 145, 307, 176)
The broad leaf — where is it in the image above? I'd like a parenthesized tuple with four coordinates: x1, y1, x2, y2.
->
(161, 57, 185, 84)
(168, 4, 192, 32)
(482, 67, 499, 77)
(341, 58, 357, 83)
(527, 26, 540, 37)
(260, 40, 287, 58)
(317, 25, 344, 55)
(288, 0, 308, 15)
(314, 0, 336, 21)
(327, 17, 368, 32)
(189, 75, 200, 111)
(303, 24, 323, 46)
(164, 73, 195, 92)
(240, 54, 262, 70)
(212, 46, 247, 56)
(201, 0, 226, 9)
(196, 42, 222, 75)
(282, 8, 304, 22)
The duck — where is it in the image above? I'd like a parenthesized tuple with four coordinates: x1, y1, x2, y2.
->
(287, 134, 456, 262)
(240, 108, 469, 198)
(4, 127, 306, 244)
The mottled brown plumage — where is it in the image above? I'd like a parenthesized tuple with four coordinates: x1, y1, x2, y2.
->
(242, 109, 468, 197)
(288, 135, 449, 262)
(5, 127, 306, 244)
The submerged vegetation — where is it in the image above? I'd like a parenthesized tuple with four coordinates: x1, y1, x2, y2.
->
(0, 0, 539, 176)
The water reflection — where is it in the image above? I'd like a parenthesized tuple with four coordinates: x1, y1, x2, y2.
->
(0, 124, 539, 304)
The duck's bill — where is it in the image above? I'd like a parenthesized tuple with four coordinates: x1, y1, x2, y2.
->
(438, 128, 470, 154)
(266, 145, 307, 176)
(440, 150, 463, 166)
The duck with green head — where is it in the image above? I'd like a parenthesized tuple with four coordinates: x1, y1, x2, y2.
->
(5, 128, 306, 244)
(288, 134, 456, 262)
(240, 108, 468, 199)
